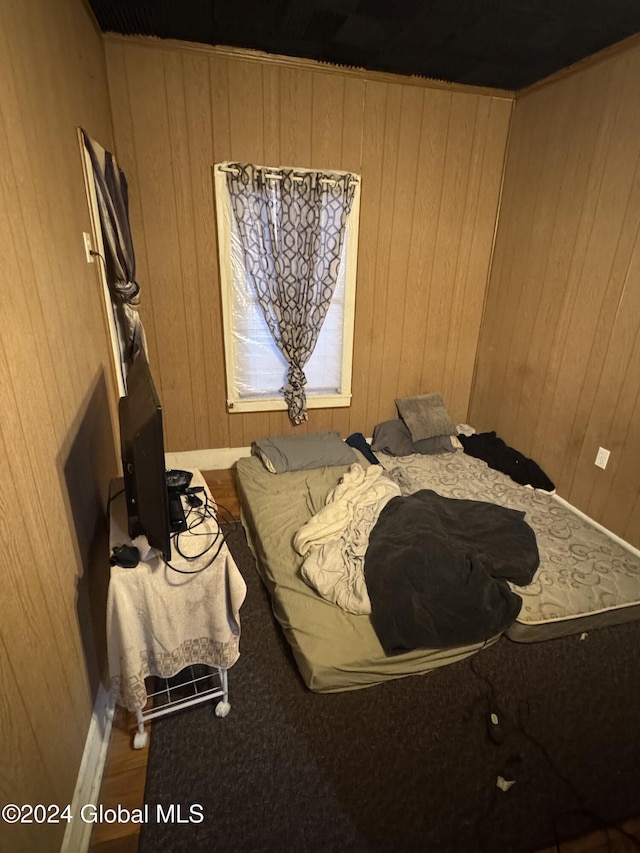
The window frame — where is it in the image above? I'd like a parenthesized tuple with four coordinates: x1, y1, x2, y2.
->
(213, 162, 361, 413)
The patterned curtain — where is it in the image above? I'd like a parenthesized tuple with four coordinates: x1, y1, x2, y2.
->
(81, 129, 146, 371)
(225, 163, 356, 424)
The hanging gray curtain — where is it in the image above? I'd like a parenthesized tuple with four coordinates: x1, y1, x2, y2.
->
(81, 129, 146, 370)
(225, 163, 356, 424)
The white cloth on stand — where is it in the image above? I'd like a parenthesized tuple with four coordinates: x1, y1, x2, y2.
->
(107, 470, 247, 712)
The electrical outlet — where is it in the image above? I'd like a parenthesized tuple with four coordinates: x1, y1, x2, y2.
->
(82, 231, 94, 263)
(595, 447, 610, 469)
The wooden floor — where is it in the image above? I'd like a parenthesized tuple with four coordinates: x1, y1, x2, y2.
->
(90, 466, 640, 853)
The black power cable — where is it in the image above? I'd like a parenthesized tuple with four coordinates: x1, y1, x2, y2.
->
(162, 489, 239, 576)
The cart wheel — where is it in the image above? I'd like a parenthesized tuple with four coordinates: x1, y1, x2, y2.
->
(133, 730, 148, 749)
(215, 701, 231, 718)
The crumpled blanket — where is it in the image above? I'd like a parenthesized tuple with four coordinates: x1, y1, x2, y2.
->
(365, 489, 540, 654)
(459, 431, 555, 492)
(293, 464, 401, 614)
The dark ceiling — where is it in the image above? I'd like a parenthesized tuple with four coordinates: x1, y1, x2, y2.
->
(88, 0, 640, 90)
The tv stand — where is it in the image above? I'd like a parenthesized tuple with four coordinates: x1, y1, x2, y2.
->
(107, 469, 247, 748)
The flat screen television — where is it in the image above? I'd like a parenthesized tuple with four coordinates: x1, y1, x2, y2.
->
(118, 349, 181, 560)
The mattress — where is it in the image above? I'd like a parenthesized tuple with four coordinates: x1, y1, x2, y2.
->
(236, 453, 496, 692)
(378, 450, 640, 642)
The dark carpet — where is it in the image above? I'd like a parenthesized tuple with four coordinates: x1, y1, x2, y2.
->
(141, 524, 640, 853)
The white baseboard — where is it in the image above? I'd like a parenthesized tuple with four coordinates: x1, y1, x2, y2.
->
(552, 494, 640, 559)
(165, 446, 252, 471)
(61, 683, 116, 853)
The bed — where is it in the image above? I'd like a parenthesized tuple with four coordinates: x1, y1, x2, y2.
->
(376, 449, 640, 642)
(236, 445, 640, 692)
(236, 451, 499, 692)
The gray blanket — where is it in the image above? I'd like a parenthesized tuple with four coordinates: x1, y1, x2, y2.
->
(364, 490, 539, 654)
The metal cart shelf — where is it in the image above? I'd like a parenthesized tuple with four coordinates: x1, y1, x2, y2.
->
(132, 665, 230, 749)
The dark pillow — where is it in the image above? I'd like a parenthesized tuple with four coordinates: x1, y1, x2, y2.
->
(395, 393, 457, 442)
(251, 431, 357, 473)
(371, 420, 456, 457)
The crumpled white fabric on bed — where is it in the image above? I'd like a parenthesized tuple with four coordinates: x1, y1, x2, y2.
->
(293, 463, 401, 614)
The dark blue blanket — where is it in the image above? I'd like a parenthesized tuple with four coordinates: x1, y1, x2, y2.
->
(364, 490, 539, 654)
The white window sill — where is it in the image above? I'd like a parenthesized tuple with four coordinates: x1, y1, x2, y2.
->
(227, 393, 351, 413)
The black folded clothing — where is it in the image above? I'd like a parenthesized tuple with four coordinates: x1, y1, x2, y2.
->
(459, 431, 555, 492)
(345, 432, 380, 465)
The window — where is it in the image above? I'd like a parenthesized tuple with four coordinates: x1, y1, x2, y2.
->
(214, 162, 361, 414)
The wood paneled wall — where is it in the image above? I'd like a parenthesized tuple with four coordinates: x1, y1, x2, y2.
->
(104, 37, 513, 451)
(470, 44, 640, 548)
(0, 1, 118, 850)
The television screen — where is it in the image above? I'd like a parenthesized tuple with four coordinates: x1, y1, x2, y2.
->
(119, 350, 176, 560)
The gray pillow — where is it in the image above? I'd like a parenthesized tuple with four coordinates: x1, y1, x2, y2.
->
(251, 431, 357, 474)
(371, 419, 456, 456)
(395, 393, 457, 442)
